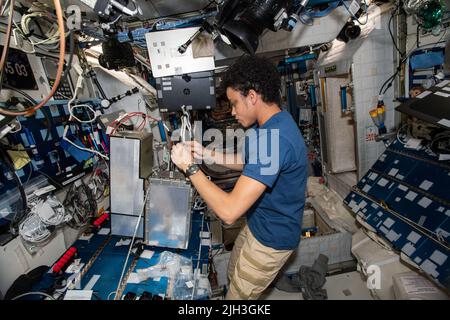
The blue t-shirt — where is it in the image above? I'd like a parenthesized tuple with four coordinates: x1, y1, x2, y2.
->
(242, 110, 307, 250)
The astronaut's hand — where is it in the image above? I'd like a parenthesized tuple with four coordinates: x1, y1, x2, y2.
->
(187, 140, 215, 164)
(171, 143, 194, 173)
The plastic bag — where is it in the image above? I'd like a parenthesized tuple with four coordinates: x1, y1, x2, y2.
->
(136, 251, 192, 281)
(172, 271, 212, 300)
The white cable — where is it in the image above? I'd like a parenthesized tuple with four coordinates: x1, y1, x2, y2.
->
(63, 75, 109, 160)
(181, 118, 186, 143)
(68, 78, 98, 124)
(19, 11, 62, 49)
(107, 291, 117, 300)
(396, 124, 409, 145)
(8, 120, 22, 133)
(11, 291, 55, 300)
(150, 17, 181, 30)
(114, 187, 151, 300)
(35, 197, 66, 226)
(191, 212, 205, 300)
(192, 191, 206, 210)
(12, 27, 36, 54)
(62, 126, 110, 160)
(18, 213, 51, 243)
(0, 0, 10, 16)
(69, 104, 98, 124)
(110, 0, 142, 16)
(180, 105, 192, 143)
(162, 122, 171, 133)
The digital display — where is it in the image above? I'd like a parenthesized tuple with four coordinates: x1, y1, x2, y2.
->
(0, 46, 38, 90)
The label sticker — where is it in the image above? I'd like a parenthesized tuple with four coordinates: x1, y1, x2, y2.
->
(419, 180, 433, 191)
(416, 90, 431, 99)
(418, 197, 432, 209)
(388, 168, 399, 176)
(400, 276, 438, 295)
(434, 91, 450, 98)
(348, 0, 361, 16)
(437, 119, 450, 128)
(405, 191, 418, 201)
(377, 178, 389, 187)
(436, 79, 450, 87)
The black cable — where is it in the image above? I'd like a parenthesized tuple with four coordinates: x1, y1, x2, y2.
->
(0, 148, 27, 235)
(379, 52, 411, 96)
(430, 135, 450, 155)
(389, 5, 403, 57)
(2, 84, 38, 105)
(0, 0, 16, 93)
(61, 30, 75, 86)
(1, 84, 52, 142)
(379, 70, 398, 96)
(145, 2, 217, 21)
(417, 24, 421, 48)
(91, 170, 108, 201)
(87, 69, 108, 102)
(0, 143, 33, 151)
(36, 169, 63, 188)
(64, 180, 97, 228)
(91, 292, 102, 300)
(378, 31, 447, 97)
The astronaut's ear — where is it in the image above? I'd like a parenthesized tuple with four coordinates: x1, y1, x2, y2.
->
(247, 89, 259, 105)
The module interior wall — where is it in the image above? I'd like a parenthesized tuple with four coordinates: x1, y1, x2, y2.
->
(352, 12, 398, 178)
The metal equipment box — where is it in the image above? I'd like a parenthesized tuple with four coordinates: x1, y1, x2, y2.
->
(110, 131, 153, 238)
(155, 70, 216, 112)
(145, 173, 192, 249)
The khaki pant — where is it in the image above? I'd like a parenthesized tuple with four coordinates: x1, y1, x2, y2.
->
(225, 224, 293, 300)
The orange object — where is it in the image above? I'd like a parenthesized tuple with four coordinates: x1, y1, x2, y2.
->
(0, 0, 66, 116)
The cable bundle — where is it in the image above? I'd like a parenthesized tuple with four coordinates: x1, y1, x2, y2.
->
(109, 111, 160, 134)
(64, 181, 97, 229)
(18, 213, 51, 243)
(0, 0, 66, 117)
(18, 195, 66, 244)
(34, 196, 66, 226)
(90, 168, 110, 200)
(180, 105, 192, 143)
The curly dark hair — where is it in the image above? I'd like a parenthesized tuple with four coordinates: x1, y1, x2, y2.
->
(221, 55, 280, 104)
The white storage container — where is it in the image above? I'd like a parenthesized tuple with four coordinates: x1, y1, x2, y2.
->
(392, 271, 449, 300)
(352, 228, 413, 299)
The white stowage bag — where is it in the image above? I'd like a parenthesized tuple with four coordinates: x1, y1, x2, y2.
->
(392, 271, 449, 300)
(351, 228, 413, 300)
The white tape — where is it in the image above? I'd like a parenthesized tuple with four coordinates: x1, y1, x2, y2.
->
(418, 197, 432, 209)
(419, 180, 433, 191)
(437, 119, 450, 128)
(436, 79, 450, 87)
(84, 275, 101, 291)
(416, 90, 432, 99)
(434, 91, 450, 98)
(64, 290, 92, 300)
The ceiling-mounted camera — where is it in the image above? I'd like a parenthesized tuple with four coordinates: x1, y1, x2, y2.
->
(336, 20, 361, 43)
(215, 0, 310, 55)
(77, 0, 141, 70)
